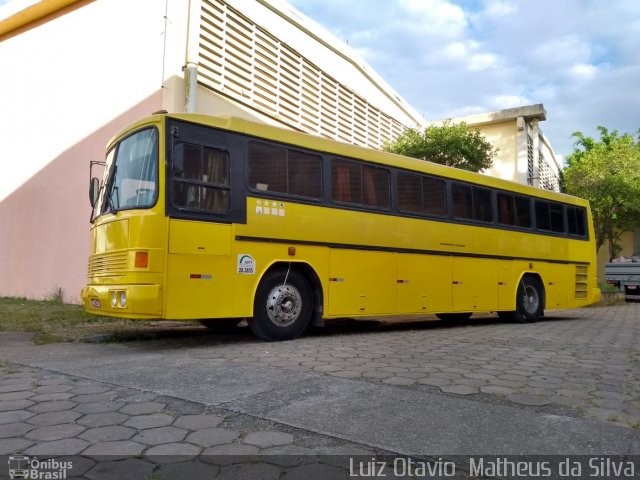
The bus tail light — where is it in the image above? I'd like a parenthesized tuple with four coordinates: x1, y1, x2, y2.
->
(135, 251, 149, 268)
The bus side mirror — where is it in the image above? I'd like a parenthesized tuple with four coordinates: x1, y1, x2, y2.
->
(89, 177, 100, 207)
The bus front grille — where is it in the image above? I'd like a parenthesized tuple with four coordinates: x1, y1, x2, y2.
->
(88, 252, 127, 278)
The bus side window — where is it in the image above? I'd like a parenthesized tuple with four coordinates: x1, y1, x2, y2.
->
(498, 193, 515, 225)
(514, 196, 531, 227)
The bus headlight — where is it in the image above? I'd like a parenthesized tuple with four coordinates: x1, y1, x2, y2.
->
(119, 291, 127, 308)
(111, 291, 117, 307)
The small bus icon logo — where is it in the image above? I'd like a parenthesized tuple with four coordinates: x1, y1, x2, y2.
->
(8, 455, 30, 479)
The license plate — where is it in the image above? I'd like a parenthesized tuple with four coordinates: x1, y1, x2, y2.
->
(91, 298, 102, 308)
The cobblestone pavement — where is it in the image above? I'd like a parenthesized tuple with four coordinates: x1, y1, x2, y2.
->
(0, 304, 639, 479)
(0, 364, 405, 479)
(187, 305, 640, 428)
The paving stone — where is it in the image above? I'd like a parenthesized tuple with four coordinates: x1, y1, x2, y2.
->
(0, 422, 34, 438)
(80, 425, 136, 442)
(331, 370, 362, 379)
(508, 394, 551, 406)
(0, 399, 34, 412)
(416, 377, 451, 386)
(173, 414, 224, 430)
(217, 462, 283, 480)
(24, 438, 89, 455)
(145, 441, 202, 459)
(28, 410, 82, 426)
(0, 390, 33, 401)
(77, 412, 129, 428)
(479, 385, 516, 396)
(34, 384, 74, 394)
(29, 400, 77, 413)
(38, 377, 71, 386)
(242, 430, 294, 448)
(74, 401, 124, 414)
(132, 426, 188, 445)
(0, 383, 32, 394)
(73, 393, 116, 403)
(71, 385, 112, 395)
(0, 410, 34, 425)
(440, 385, 479, 395)
(382, 376, 416, 386)
(0, 437, 34, 454)
(361, 370, 393, 379)
(84, 458, 154, 480)
(118, 401, 165, 415)
(30, 392, 75, 402)
(283, 462, 348, 480)
(123, 413, 174, 429)
(201, 442, 260, 462)
(185, 427, 239, 447)
(81, 440, 145, 458)
(25, 423, 86, 441)
(156, 461, 219, 480)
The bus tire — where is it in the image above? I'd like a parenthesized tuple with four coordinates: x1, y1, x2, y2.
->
(512, 276, 544, 323)
(250, 269, 312, 341)
(435, 313, 472, 322)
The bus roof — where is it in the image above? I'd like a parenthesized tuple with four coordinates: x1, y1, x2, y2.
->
(115, 112, 584, 207)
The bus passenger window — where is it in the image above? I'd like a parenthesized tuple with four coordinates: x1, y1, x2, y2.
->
(535, 201, 551, 231)
(452, 184, 473, 219)
(398, 173, 423, 213)
(363, 166, 390, 209)
(332, 160, 361, 204)
(514, 196, 531, 227)
(171, 143, 230, 214)
(288, 150, 323, 199)
(473, 187, 492, 222)
(550, 203, 565, 232)
(498, 193, 515, 225)
(423, 178, 445, 216)
(248, 143, 286, 193)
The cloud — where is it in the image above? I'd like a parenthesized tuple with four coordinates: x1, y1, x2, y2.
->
(286, 0, 639, 155)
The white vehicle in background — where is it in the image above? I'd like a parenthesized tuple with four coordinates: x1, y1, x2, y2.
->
(605, 256, 640, 302)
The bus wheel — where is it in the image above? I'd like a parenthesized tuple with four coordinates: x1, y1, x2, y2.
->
(512, 276, 544, 323)
(250, 269, 312, 341)
(435, 313, 472, 322)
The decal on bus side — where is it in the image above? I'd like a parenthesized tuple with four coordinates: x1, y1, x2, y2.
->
(238, 254, 256, 275)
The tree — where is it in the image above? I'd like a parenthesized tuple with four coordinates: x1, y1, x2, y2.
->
(563, 127, 640, 259)
(383, 120, 497, 173)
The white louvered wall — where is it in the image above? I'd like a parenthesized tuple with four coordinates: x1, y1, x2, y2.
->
(198, 0, 408, 149)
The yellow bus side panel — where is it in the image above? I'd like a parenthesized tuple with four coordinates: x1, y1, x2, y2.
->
(328, 250, 396, 316)
(452, 257, 499, 312)
(396, 254, 452, 314)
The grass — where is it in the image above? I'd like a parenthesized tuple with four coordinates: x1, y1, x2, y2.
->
(0, 296, 167, 344)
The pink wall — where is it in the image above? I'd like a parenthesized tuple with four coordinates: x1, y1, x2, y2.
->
(0, 93, 162, 303)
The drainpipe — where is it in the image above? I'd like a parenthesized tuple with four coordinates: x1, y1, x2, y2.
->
(184, 0, 201, 112)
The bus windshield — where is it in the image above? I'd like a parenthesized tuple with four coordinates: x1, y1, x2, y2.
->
(96, 128, 158, 218)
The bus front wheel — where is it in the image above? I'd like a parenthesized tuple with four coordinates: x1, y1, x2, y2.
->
(250, 269, 312, 341)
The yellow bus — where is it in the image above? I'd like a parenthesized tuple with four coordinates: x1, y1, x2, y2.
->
(82, 112, 601, 341)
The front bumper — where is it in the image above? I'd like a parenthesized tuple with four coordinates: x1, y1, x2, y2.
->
(81, 284, 162, 319)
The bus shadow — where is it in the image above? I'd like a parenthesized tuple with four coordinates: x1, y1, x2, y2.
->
(107, 312, 585, 350)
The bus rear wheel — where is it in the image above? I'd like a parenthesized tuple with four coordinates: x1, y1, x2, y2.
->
(250, 269, 312, 341)
(503, 276, 544, 324)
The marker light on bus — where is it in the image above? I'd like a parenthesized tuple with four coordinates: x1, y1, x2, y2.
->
(119, 291, 127, 308)
(134, 251, 148, 268)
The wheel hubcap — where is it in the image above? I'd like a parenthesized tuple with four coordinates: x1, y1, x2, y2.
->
(522, 285, 539, 314)
(266, 284, 302, 327)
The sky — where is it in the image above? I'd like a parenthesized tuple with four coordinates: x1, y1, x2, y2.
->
(287, 0, 640, 158)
